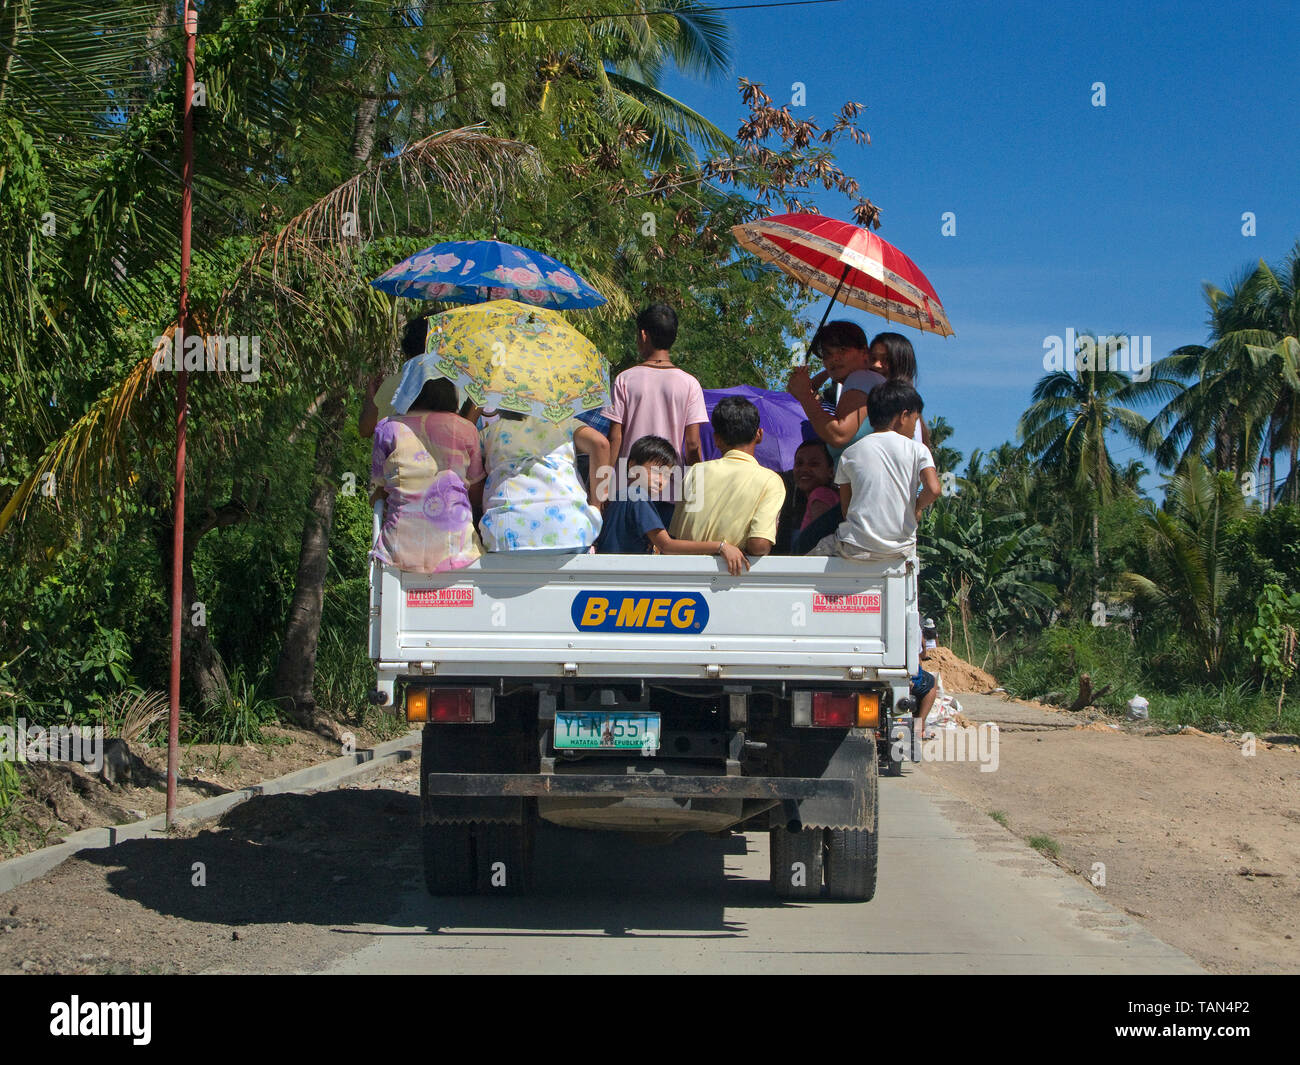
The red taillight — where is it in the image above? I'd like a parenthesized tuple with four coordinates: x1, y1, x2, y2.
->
(429, 689, 473, 722)
(812, 692, 856, 727)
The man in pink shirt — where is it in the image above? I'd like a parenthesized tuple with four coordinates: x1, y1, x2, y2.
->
(605, 304, 707, 465)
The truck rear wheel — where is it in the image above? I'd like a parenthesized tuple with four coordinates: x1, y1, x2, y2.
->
(769, 823, 825, 899)
(473, 816, 535, 895)
(883, 744, 905, 777)
(824, 764, 879, 900)
(422, 822, 475, 896)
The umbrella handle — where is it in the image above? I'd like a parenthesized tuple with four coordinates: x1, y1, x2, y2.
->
(809, 263, 852, 361)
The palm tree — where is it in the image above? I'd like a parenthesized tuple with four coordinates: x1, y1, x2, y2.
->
(1122, 459, 1243, 675)
(1245, 244, 1300, 505)
(0, 2, 542, 717)
(1018, 333, 1167, 609)
(425, 0, 734, 169)
(1145, 246, 1300, 504)
(927, 415, 962, 474)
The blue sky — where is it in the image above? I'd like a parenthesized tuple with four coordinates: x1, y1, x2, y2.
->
(660, 0, 1300, 495)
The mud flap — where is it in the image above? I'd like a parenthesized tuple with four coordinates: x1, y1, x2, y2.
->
(421, 725, 530, 825)
(791, 728, 876, 831)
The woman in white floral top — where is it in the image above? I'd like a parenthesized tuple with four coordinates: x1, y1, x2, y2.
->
(479, 412, 608, 552)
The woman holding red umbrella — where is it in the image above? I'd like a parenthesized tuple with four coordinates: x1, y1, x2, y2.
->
(786, 320, 885, 552)
(787, 319, 885, 460)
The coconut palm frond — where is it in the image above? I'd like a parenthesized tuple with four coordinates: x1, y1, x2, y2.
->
(576, 263, 634, 323)
(247, 126, 542, 281)
(0, 334, 162, 537)
(605, 71, 733, 168)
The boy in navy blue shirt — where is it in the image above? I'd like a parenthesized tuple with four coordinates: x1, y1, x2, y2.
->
(596, 435, 748, 575)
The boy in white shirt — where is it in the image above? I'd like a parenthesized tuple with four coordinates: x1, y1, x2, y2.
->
(810, 380, 940, 560)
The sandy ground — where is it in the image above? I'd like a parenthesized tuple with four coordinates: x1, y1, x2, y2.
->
(923, 692, 1300, 974)
(921, 646, 998, 694)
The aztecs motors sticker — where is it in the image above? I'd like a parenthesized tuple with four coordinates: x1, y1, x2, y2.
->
(572, 591, 708, 632)
(812, 592, 881, 614)
(407, 588, 475, 607)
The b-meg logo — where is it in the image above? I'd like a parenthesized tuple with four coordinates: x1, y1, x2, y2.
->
(571, 591, 709, 633)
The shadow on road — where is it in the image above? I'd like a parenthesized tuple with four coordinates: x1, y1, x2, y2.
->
(400, 823, 778, 940)
(74, 788, 789, 941)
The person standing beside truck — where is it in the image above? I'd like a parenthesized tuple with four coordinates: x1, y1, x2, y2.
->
(604, 303, 708, 466)
(912, 617, 940, 740)
(670, 396, 786, 559)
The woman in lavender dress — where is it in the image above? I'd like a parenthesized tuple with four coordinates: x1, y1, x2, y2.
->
(370, 377, 484, 573)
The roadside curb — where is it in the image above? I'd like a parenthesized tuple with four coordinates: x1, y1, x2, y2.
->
(0, 730, 422, 896)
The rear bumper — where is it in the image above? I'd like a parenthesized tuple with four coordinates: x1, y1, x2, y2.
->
(425, 772, 852, 800)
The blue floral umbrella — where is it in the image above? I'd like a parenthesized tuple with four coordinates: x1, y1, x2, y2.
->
(370, 239, 606, 309)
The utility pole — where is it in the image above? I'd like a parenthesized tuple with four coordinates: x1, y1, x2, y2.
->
(167, 0, 197, 828)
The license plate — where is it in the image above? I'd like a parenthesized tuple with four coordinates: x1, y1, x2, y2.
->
(553, 712, 660, 750)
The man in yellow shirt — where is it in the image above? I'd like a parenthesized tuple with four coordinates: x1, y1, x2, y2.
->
(671, 396, 786, 557)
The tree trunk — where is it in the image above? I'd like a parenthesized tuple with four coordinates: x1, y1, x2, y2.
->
(273, 395, 345, 724)
(154, 500, 255, 709)
(1066, 672, 1112, 712)
(958, 574, 973, 662)
(1091, 506, 1100, 613)
(350, 49, 385, 163)
(179, 542, 226, 708)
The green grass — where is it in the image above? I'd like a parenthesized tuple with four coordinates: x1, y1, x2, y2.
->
(993, 621, 1300, 736)
(314, 624, 374, 723)
(360, 705, 410, 742)
(1027, 834, 1061, 859)
(988, 809, 1008, 827)
(184, 666, 277, 745)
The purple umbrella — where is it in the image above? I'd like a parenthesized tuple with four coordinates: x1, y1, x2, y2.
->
(700, 385, 814, 473)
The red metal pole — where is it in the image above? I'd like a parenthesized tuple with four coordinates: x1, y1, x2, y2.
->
(167, 1, 197, 828)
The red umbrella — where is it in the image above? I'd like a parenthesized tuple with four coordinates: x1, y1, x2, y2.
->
(732, 212, 954, 338)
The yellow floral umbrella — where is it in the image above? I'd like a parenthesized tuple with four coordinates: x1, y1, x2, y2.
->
(391, 300, 610, 423)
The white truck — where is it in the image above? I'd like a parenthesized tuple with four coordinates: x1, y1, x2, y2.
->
(369, 511, 920, 900)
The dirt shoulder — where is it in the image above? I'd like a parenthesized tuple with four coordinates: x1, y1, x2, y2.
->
(922, 691, 1300, 974)
(0, 760, 422, 975)
(1, 721, 401, 861)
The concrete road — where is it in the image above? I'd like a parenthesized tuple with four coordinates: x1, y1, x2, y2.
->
(318, 767, 1201, 975)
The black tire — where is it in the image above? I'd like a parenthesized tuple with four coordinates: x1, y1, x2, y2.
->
(769, 823, 825, 899)
(422, 821, 475, 896)
(825, 761, 879, 901)
(883, 744, 905, 777)
(473, 816, 535, 895)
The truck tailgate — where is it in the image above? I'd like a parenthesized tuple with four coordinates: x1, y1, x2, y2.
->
(372, 553, 918, 683)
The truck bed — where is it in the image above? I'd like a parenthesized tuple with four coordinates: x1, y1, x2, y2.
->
(370, 551, 920, 701)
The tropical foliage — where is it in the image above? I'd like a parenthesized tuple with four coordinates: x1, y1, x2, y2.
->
(0, 0, 874, 748)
